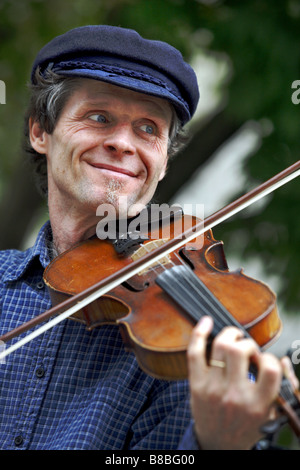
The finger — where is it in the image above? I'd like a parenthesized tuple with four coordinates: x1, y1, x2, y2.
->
(208, 327, 242, 379)
(227, 341, 259, 382)
(210, 326, 244, 362)
(281, 356, 299, 390)
(255, 353, 282, 403)
(188, 316, 214, 378)
(210, 327, 258, 380)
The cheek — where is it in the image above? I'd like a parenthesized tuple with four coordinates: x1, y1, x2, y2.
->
(47, 128, 87, 167)
(152, 156, 168, 182)
(140, 158, 167, 202)
(144, 141, 168, 179)
(51, 119, 98, 152)
(158, 157, 168, 180)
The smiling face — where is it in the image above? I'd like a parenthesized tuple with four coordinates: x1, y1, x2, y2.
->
(30, 79, 173, 222)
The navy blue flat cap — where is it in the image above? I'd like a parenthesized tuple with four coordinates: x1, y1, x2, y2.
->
(31, 25, 199, 125)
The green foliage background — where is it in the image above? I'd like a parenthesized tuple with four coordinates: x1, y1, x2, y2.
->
(0, 0, 299, 448)
(0, 0, 299, 315)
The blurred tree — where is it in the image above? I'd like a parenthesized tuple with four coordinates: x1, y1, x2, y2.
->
(0, 0, 299, 314)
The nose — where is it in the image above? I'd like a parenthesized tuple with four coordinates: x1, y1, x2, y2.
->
(103, 124, 136, 157)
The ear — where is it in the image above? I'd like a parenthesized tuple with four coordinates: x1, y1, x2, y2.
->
(29, 118, 49, 154)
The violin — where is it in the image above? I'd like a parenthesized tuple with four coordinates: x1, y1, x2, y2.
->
(43, 213, 281, 381)
(0, 161, 300, 440)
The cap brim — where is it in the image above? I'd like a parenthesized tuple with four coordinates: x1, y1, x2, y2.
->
(56, 68, 190, 124)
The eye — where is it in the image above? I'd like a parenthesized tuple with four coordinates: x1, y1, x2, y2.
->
(89, 114, 108, 123)
(140, 124, 155, 135)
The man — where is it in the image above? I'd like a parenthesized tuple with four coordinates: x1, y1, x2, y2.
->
(0, 25, 297, 450)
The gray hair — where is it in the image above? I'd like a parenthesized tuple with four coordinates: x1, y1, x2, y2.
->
(24, 70, 189, 197)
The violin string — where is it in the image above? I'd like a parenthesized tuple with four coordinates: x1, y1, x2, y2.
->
(139, 240, 178, 273)
(156, 267, 226, 333)
(137, 241, 299, 405)
(280, 377, 298, 405)
(166, 264, 242, 331)
(135, 240, 219, 326)
(155, 263, 300, 405)
(153, 261, 233, 332)
(140, 241, 218, 321)
(168, 250, 247, 333)
(141, 240, 243, 333)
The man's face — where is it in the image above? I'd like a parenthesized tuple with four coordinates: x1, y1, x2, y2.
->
(31, 79, 172, 219)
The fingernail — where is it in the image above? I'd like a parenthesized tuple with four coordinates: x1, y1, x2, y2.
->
(197, 316, 213, 333)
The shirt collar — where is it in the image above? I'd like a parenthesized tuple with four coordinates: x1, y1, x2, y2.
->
(2, 221, 53, 283)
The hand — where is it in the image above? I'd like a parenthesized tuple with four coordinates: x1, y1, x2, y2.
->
(280, 355, 299, 391)
(187, 316, 283, 450)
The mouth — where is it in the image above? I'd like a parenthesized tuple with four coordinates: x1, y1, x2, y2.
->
(88, 163, 137, 177)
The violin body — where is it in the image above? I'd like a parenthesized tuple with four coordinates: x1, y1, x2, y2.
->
(43, 215, 281, 380)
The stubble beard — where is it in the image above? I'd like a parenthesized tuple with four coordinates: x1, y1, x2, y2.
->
(104, 177, 139, 217)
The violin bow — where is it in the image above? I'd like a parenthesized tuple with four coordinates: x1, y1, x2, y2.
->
(0, 160, 299, 361)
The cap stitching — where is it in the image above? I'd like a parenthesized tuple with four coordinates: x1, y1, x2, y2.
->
(49, 60, 189, 110)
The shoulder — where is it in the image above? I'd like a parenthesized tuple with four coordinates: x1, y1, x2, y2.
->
(0, 221, 52, 284)
(0, 248, 32, 282)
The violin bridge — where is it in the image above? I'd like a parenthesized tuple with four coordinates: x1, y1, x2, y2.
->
(131, 239, 171, 275)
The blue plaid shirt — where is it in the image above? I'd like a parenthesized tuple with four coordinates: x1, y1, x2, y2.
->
(0, 222, 197, 450)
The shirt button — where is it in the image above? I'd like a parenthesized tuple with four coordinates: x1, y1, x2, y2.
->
(14, 435, 23, 446)
(37, 281, 44, 289)
(35, 366, 45, 378)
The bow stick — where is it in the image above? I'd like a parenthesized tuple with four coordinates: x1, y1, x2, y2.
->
(0, 160, 299, 361)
